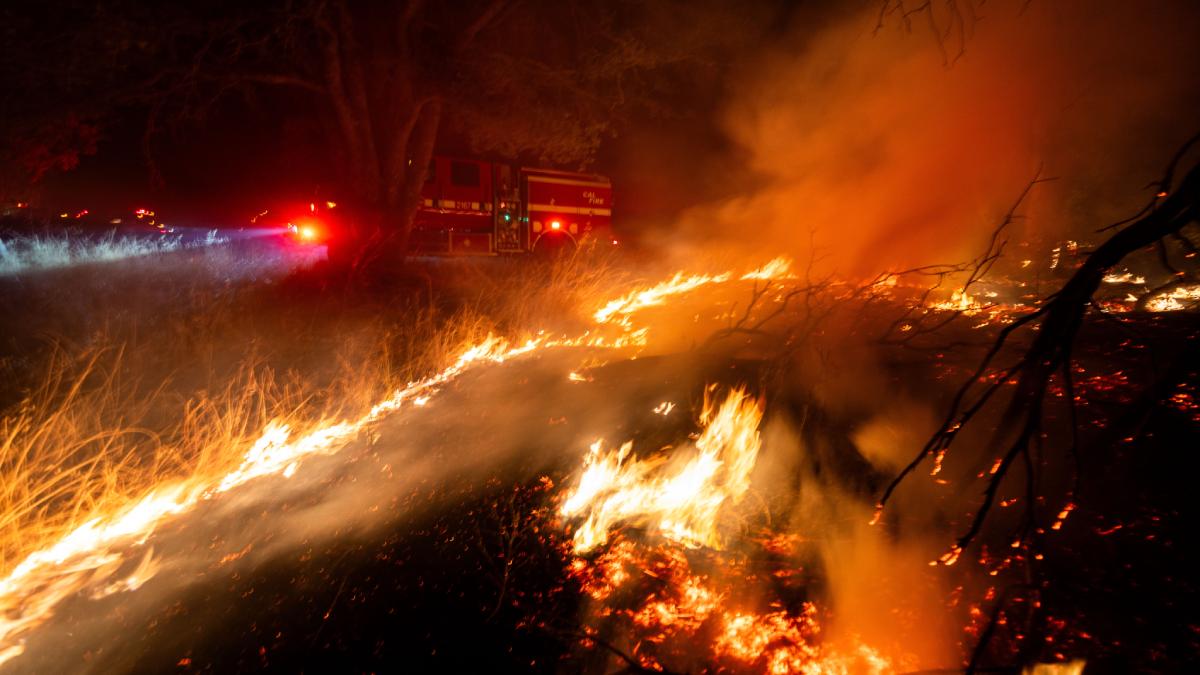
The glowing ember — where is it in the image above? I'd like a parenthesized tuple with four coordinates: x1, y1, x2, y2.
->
(563, 534, 894, 674)
(1022, 660, 1087, 675)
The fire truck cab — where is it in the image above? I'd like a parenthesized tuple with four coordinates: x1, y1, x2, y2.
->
(411, 157, 614, 255)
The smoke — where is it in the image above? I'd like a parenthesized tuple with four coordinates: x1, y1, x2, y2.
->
(671, 5, 1200, 664)
(4, 336, 703, 673)
(750, 369, 962, 667)
(680, 0, 1200, 276)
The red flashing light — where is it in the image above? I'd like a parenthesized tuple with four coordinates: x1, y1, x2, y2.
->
(309, 202, 316, 213)
(550, 220, 562, 231)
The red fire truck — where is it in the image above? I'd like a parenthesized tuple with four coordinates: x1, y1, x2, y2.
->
(410, 156, 614, 255)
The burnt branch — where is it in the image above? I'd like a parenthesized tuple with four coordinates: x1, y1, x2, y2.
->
(875, 0, 978, 65)
(876, 135, 1200, 563)
(877, 168, 1054, 348)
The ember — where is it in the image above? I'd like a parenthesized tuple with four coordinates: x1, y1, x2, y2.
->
(558, 389, 900, 673)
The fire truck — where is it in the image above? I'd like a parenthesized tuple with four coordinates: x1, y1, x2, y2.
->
(409, 156, 614, 255)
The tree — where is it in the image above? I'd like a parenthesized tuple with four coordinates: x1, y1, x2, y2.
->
(0, 0, 733, 267)
(0, 2, 117, 202)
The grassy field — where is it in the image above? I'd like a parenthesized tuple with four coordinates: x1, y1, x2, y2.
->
(0, 231, 627, 579)
(3, 229, 1197, 672)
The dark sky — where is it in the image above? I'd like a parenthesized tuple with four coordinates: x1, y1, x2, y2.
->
(26, 0, 800, 229)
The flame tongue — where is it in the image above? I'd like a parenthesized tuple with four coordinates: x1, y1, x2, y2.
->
(592, 257, 793, 325)
(560, 387, 763, 554)
(593, 271, 734, 324)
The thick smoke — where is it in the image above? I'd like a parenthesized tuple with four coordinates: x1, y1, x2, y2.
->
(681, 0, 1200, 276)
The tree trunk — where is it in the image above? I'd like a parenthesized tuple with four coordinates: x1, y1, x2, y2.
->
(391, 99, 442, 256)
(327, 98, 442, 273)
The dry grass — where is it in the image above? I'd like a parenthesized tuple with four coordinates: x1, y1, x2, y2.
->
(0, 229, 228, 276)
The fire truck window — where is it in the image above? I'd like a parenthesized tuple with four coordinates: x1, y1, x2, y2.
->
(450, 161, 480, 187)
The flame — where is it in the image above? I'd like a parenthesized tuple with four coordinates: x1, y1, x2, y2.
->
(1144, 284, 1200, 312)
(559, 387, 763, 553)
(592, 259, 793, 325)
(1022, 660, 1087, 675)
(557, 381, 894, 670)
(717, 609, 820, 672)
(0, 333, 607, 662)
(930, 288, 985, 314)
(740, 256, 794, 281)
(0, 261, 799, 664)
(594, 270, 734, 324)
(1101, 272, 1146, 284)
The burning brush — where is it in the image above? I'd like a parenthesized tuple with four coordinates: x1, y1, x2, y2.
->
(556, 388, 894, 674)
(0, 258, 799, 666)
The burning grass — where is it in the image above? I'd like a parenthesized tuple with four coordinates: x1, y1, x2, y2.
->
(1, 242, 1185, 671)
(0, 247, 818, 666)
(0, 246, 651, 663)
